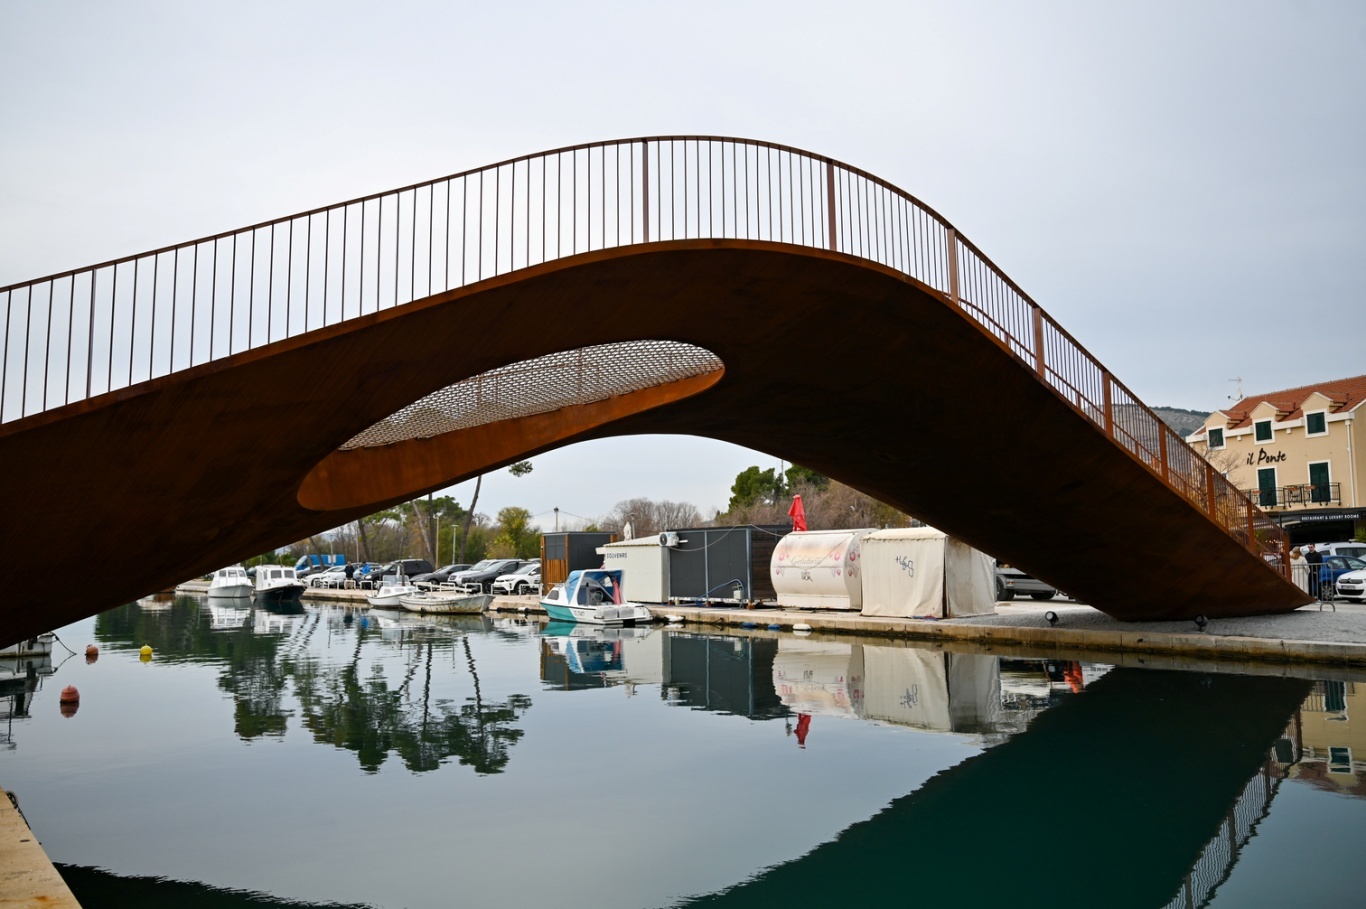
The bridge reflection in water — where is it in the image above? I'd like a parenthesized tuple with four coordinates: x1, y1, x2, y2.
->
(541, 629, 1307, 908)
(73, 600, 1312, 907)
(672, 665, 1306, 908)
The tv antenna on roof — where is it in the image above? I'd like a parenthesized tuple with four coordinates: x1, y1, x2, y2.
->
(1228, 377, 1244, 401)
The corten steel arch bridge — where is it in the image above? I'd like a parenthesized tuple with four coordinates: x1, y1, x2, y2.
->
(0, 137, 1308, 645)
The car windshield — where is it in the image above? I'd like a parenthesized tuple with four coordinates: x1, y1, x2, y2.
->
(468, 560, 495, 571)
(1346, 557, 1366, 571)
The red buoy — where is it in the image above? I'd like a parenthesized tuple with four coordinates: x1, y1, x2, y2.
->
(85, 645, 99, 663)
(59, 685, 80, 703)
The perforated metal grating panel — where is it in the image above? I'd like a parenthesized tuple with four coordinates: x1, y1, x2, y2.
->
(341, 340, 723, 450)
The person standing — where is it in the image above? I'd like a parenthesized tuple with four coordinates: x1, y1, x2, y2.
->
(1289, 547, 1310, 594)
(1305, 543, 1324, 597)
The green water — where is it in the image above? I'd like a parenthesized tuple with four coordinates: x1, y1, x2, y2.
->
(1, 596, 1361, 908)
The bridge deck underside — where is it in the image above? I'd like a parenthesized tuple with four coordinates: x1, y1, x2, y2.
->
(0, 241, 1306, 644)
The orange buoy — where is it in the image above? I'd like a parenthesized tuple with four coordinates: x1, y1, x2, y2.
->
(59, 685, 79, 703)
(85, 644, 99, 663)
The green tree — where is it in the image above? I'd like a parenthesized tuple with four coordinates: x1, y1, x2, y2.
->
(785, 464, 829, 491)
(489, 506, 540, 559)
(729, 465, 785, 510)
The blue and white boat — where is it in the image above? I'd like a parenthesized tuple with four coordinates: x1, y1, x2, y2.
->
(539, 569, 653, 625)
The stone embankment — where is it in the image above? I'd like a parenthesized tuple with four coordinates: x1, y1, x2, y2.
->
(175, 580, 1366, 669)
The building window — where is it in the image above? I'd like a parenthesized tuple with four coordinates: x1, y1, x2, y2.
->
(1306, 411, 1327, 436)
(1255, 420, 1273, 442)
(1257, 467, 1277, 507)
(1208, 427, 1224, 449)
(1310, 461, 1332, 504)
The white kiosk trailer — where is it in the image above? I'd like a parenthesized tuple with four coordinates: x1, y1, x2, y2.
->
(770, 529, 875, 611)
(596, 534, 677, 604)
(860, 526, 996, 619)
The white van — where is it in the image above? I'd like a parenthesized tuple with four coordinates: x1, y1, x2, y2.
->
(1316, 542, 1366, 560)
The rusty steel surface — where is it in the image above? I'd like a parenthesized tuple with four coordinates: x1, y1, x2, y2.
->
(0, 241, 1309, 645)
(0, 138, 1305, 642)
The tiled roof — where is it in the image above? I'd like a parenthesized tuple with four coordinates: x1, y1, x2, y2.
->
(1220, 373, 1366, 429)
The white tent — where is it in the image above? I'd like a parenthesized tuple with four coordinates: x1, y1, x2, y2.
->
(860, 527, 996, 618)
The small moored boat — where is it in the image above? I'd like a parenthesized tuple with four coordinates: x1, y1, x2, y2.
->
(255, 565, 305, 603)
(208, 566, 253, 598)
(399, 591, 494, 614)
(539, 569, 653, 625)
(367, 576, 418, 608)
(0, 632, 56, 658)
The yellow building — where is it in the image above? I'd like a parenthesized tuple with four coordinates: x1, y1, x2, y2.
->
(1188, 374, 1366, 544)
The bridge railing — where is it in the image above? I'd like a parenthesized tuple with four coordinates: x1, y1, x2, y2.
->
(0, 135, 1286, 573)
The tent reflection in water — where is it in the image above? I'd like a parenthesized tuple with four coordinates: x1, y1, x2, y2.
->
(859, 526, 997, 618)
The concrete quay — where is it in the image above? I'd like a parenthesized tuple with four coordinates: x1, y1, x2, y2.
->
(170, 580, 1366, 671)
(486, 594, 1366, 671)
(0, 790, 82, 908)
(609, 598, 1366, 671)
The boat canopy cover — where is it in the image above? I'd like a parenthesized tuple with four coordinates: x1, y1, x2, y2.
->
(564, 569, 625, 607)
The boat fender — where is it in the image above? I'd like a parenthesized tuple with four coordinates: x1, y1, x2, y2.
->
(741, 622, 756, 629)
(767, 624, 781, 630)
(792, 623, 812, 632)
(665, 614, 684, 623)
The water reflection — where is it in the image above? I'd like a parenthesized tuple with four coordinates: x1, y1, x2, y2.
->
(94, 597, 532, 774)
(0, 651, 55, 750)
(678, 668, 1310, 908)
(1272, 679, 1366, 797)
(42, 598, 1353, 907)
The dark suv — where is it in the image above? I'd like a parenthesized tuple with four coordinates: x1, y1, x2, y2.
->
(410, 564, 473, 589)
(362, 558, 435, 588)
(449, 559, 526, 593)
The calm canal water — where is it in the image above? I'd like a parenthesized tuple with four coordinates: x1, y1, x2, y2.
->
(3, 595, 1365, 908)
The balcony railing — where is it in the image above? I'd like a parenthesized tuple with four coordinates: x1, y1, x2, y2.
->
(1244, 483, 1341, 509)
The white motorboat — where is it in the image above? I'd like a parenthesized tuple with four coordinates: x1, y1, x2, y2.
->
(0, 633, 56, 658)
(539, 569, 653, 625)
(254, 565, 305, 603)
(367, 577, 418, 608)
(207, 566, 253, 598)
(399, 591, 494, 615)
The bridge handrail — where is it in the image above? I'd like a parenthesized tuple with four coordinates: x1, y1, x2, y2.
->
(0, 135, 1286, 573)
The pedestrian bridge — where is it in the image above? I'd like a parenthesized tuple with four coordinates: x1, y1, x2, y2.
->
(0, 137, 1307, 645)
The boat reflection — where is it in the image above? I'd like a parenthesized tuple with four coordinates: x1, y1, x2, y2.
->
(539, 622, 660, 691)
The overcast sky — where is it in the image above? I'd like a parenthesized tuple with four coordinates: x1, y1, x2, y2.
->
(3, 1, 1363, 524)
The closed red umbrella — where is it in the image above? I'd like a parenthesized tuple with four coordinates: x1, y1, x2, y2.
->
(788, 494, 807, 532)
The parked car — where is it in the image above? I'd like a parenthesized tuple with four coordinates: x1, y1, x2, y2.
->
(1317, 542, 1366, 560)
(1334, 565, 1366, 602)
(491, 561, 541, 595)
(363, 559, 435, 589)
(449, 559, 526, 593)
(410, 564, 473, 589)
(350, 562, 384, 589)
(307, 567, 349, 588)
(995, 562, 1056, 601)
(1319, 556, 1366, 599)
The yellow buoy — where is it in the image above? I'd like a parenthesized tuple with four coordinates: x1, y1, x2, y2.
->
(139, 644, 153, 662)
